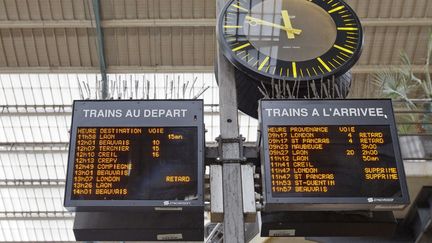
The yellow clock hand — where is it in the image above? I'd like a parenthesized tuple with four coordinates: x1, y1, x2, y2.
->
(245, 16, 302, 35)
(281, 10, 295, 39)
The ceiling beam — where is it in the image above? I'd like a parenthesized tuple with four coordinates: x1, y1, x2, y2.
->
(0, 212, 74, 220)
(0, 20, 92, 29)
(0, 65, 431, 74)
(0, 19, 215, 29)
(361, 18, 432, 27)
(102, 18, 216, 28)
(0, 179, 65, 188)
(0, 18, 431, 29)
(351, 65, 432, 74)
(0, 66, 213, 73)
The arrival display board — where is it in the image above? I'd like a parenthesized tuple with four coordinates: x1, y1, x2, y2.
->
(64, 100, 204, 211)
(260, 99, 409, 211)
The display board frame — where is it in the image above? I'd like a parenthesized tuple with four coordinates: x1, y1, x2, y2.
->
(64, 100, 205, 211)
(259, 99, 410, 211)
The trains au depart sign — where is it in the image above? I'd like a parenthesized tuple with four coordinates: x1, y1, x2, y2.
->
(260, 99, 410, 211)
(64, 100, 204, 211)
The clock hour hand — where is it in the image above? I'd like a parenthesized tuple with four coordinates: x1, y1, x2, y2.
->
(281, 10, 296, 39)
(245, 16, 302, 35)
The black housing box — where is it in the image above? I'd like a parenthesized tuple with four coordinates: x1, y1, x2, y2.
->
(261, 211, 397, 237)
(73, 211, 204, 241)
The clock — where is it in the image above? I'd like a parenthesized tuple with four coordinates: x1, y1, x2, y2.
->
(216, 0, 363, 118)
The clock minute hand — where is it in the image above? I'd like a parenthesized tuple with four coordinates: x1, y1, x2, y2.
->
(245, 16, 302, 35)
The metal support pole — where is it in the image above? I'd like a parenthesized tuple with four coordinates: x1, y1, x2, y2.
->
(216, 0, 246, 241)
(92, 0, 108, 99)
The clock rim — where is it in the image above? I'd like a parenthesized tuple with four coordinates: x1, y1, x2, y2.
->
(217, 0, 364, 83)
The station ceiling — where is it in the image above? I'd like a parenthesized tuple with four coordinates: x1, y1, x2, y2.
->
(0, 0, 431, 97)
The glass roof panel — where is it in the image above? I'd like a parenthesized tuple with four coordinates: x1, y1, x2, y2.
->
(0, 72, 260, 242)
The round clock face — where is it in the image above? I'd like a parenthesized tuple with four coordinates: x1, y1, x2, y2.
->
(218, 0, 363, 81)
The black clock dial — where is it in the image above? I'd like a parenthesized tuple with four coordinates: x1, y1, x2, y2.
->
(218, 0, 363, 81)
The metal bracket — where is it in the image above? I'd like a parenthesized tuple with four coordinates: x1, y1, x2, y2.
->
(215, 135, 247, 164)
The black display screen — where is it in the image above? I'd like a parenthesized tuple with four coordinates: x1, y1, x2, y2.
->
(71, 126, 198, 201)
(267, 125, 402, 198)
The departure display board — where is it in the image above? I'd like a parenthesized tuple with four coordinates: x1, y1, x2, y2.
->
(260, 99, 409, 211)
(72, 127, 197, 200)
(64, 100, 204, 211)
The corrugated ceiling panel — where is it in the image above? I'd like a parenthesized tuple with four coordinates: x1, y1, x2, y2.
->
(357, 26, 431, 66)
(54, 29, 71, 66)
(10, 29, 29, 66)
(115, 28, 130, 65)
(29, 0, 43, 20)
(100, 0, 216, 19)
(1, 29, 18, 67)
(71, 0, 90, 19)
(426, 0, 432, 17)
(38, 0, 55, 20)
(0, 1, 7, 20)
(22, 30, 39, 67)
(204, 27, 215, 66)
(16, 0, 31, 20)
(0, 36, 6, 66)
(32, 29, 49, 66)
(76, 29, 92, 67)
(137, 28, 152, 66)
(159, 0, 172, 19)
(48, 0, 64, 20)
(172, 28, 183, 66)
(160, 27, 173, 65)
(193, 28, 205, 65)
(379, 27, 397, 65)
(127, 28, 140, 66)
(349, 74, 372, 98)
(2, 0, 19, 20)
(181, 0, 194, 19)
(105, 27, 199, 67)
(103, 28, 118, 65)
(149, 28, 162, 65)
(192, 0, 206, 18)
(182, 27, 194, 65)
(60, 0, 75, 20)
(412, 28, 431, 63)
(14, 0, 92, 20)
(65, 29, 81, 66)
(33, 0, 93, 20)
(43, 29, 60, 66)
(346, 0, 431, 18)
(136, 0, 150, 19)
(0, 27, 99, 69)
(0, 0, 431, 72)
(367, 27, 387, 66)
(1, 0, 430, 20)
